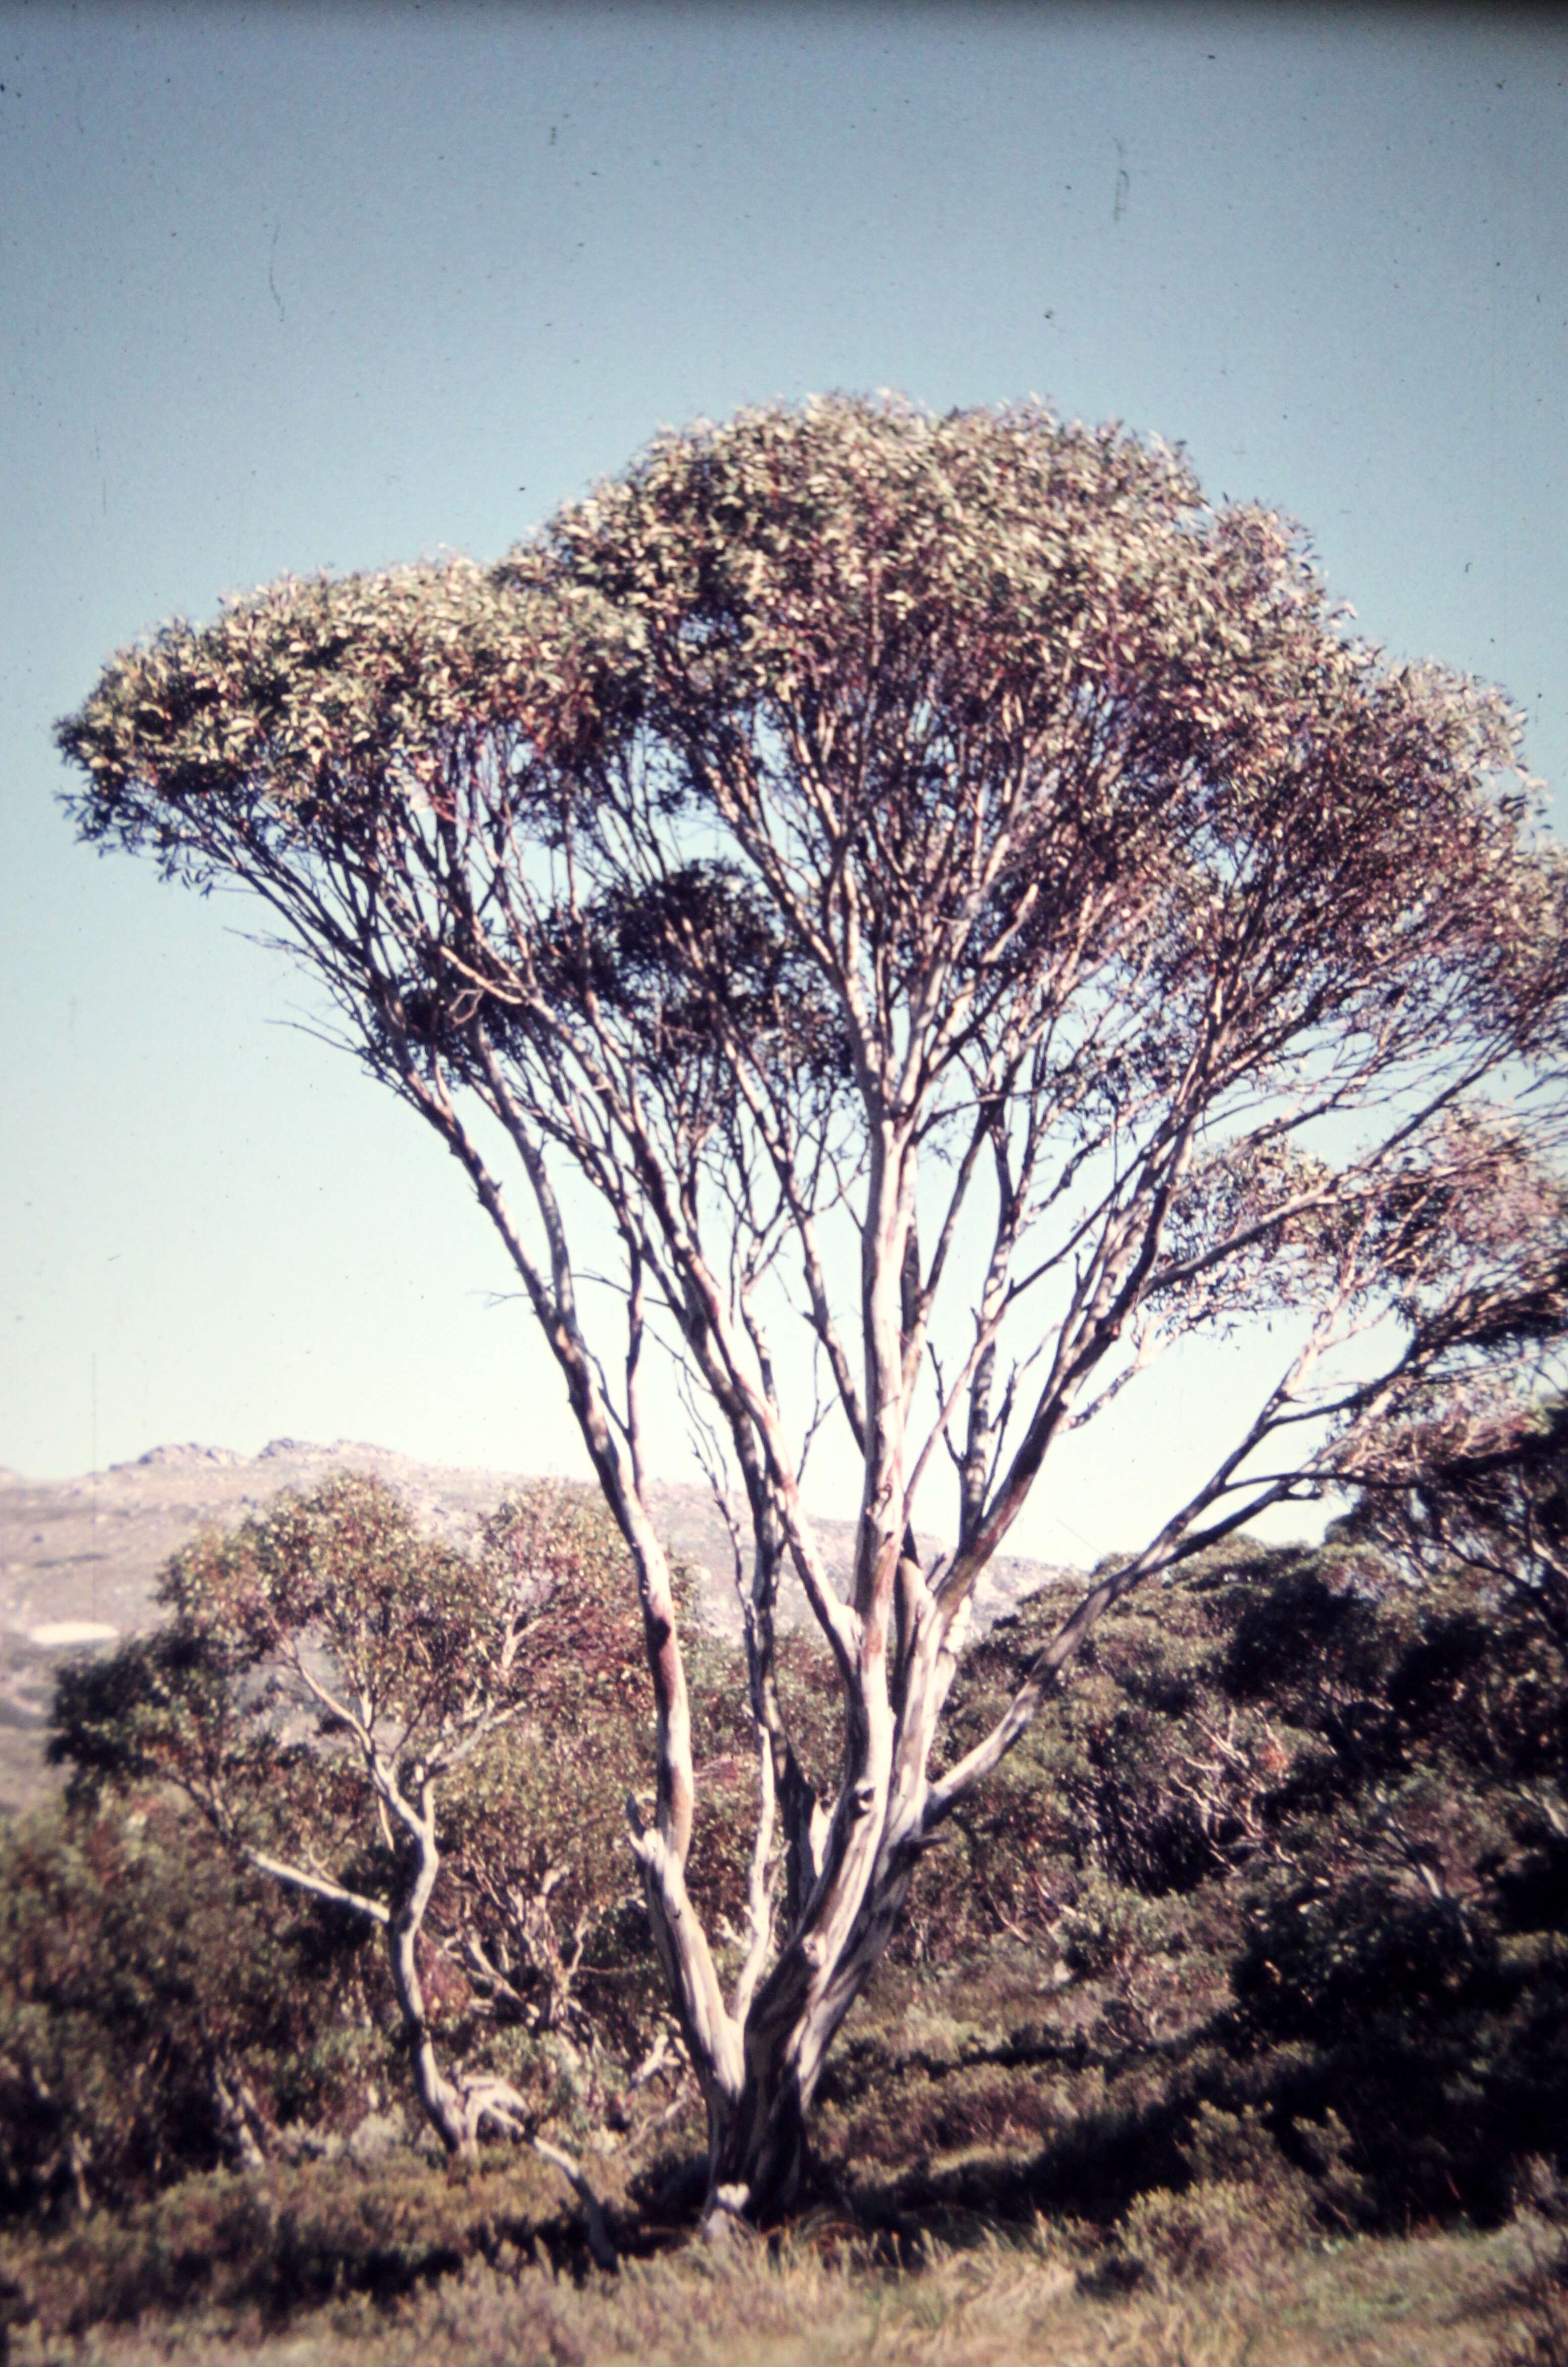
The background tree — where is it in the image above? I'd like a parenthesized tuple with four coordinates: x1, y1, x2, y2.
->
(51, 1475, 659, 2163)
(58, 395, 1568, 2219)
(1338, 1391, 1568, 1643)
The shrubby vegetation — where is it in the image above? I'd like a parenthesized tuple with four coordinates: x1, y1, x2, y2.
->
(836, 1526, 1568, 2238)
(0, 1467, 1565, 2361)
(0, 1799, 379, 2219)
(43, 1479, 684, 2170)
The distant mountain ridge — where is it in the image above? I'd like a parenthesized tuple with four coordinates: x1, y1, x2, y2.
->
(0, 1438, 1078, 1813)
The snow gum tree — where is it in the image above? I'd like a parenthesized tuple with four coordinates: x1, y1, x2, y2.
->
(1340, 1390, 1568, 1639)
(59, 397, 1568, 2220)
(51, 1475, 646, 2164)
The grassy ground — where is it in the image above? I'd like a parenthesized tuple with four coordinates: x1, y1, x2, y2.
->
(4, 1934, 1562, 2366)
(4, 2214, 1557, 2367)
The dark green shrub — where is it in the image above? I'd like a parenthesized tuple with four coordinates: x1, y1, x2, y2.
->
(0, 2153, 574, 2336)
(0, 1802, 381, 2219)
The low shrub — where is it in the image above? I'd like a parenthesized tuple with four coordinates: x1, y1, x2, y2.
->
(0, 1803, 381, 2218)
(1110, 2176, 1292, 2285)
(0, 2153, 580, 2336)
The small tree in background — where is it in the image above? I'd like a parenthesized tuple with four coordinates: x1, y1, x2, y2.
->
(51, 1475, 656, 2161)
(59, 396, 1568, 2217)
(1339, 1393, 1568, 1641)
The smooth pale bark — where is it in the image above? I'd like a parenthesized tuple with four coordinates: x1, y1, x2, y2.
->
(254, 1780, 529, 2162)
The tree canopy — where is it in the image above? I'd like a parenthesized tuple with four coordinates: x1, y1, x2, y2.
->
(50, 1476, 667, 2163)
(59, 395, 1568, 2218)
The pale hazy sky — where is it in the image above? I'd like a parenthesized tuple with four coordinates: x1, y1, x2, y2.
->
(3, 2, 1564, 1565)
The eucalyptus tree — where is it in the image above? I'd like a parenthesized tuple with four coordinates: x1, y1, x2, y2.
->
(1342, 1392, 1568, 1636)
(59, 397, 1568, 2219)
(51, 1474, 638, 2163)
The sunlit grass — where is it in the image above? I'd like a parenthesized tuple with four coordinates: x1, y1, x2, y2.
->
(15, 2216, 1551, 2367)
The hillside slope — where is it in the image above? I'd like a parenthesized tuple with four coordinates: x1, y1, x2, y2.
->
(0, 1439, 1072, 1811)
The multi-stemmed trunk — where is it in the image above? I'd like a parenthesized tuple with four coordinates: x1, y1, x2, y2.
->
(651, 1869, 926, 2221)
(623, 1476, 1199, 2222)
(624, 1520, 970, 2224)
(702, 1860, 924, 2219)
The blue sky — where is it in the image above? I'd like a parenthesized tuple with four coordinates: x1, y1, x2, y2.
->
(3, 2, 1564, 1564)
